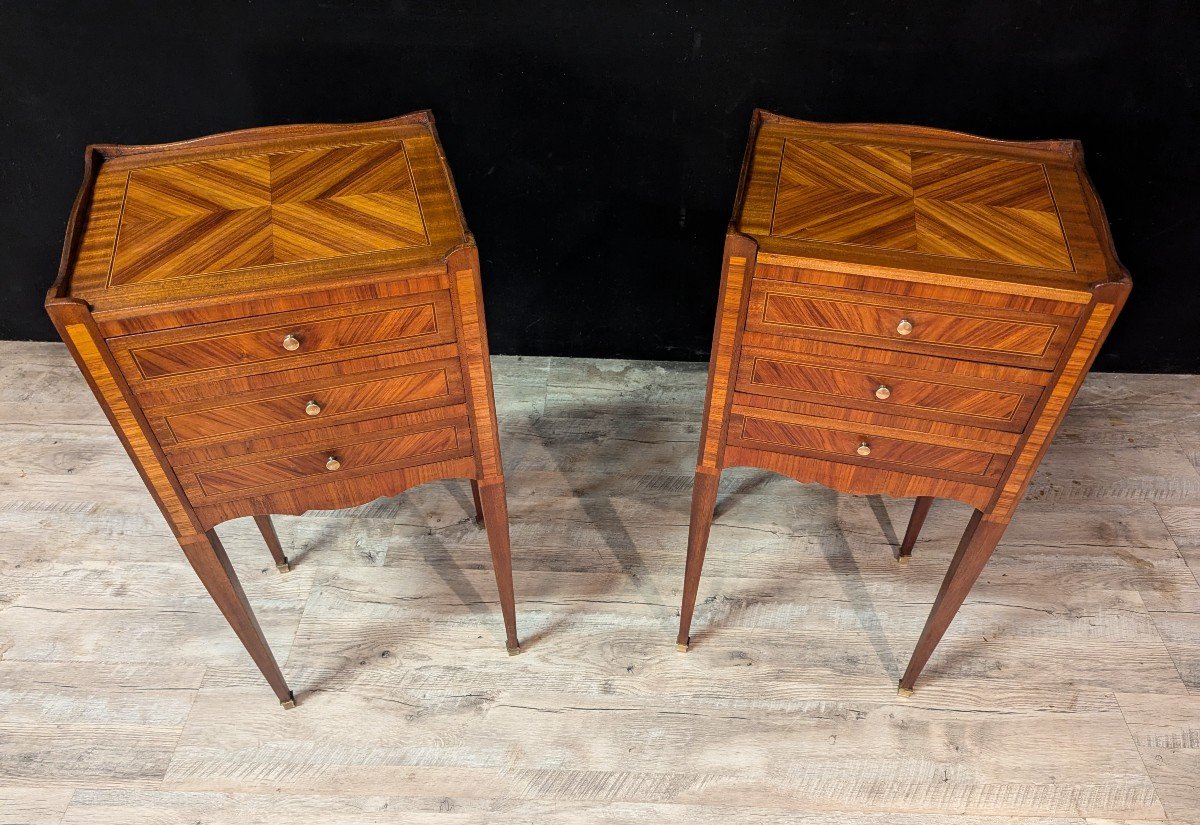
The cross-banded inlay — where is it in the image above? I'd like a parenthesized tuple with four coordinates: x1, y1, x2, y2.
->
(771, 138, 1072, 270)
(109, 140, 429, 285)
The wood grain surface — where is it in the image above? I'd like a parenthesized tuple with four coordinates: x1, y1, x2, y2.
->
(46, 113, 519, 703)
(735, 112, 1127, 296)
(1, 343, 1197, 822)
(58, 114, 468, 315)
(684, 115, 1131, 694)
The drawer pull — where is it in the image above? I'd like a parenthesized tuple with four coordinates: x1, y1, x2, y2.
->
(856, 441, 872, 457)
(305, 400, 322, 416)
(325, 456, 342, 471)
(875, 384, 891, 400)
(282, 333, 302, 351)
(896, 319, 913, 336)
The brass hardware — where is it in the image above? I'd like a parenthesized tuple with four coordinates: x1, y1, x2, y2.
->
(325, 456, 341, 471)
(305, 400, 322, 416)
(676, 638, 690, 653)
(875, 384, 891, 400)
(276, 559, 291, 574)
(280, 691, 297, 709)
(282, 333, 301, 351)
(896, 319, 913, 336)
(897, 682, 914, 698)
(856, 441, 871, 457)
(506, 642, 522, 656)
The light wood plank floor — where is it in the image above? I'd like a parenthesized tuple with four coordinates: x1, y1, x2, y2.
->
(1, 341, 1199, 824)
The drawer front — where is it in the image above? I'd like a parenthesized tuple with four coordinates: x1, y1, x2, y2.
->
(737, 347, 1042, 432)
(747, 278, 1077, 369)
(730, 412, 1003, 480)
(163, 403, 470, 468)
(151, 358, 462, 446)
(110, 290, 455, 384)
(186, 420, 472, 501)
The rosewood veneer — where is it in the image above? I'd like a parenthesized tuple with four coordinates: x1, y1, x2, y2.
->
(678, 111, 1130, 693)
(46, 112, 519, 706)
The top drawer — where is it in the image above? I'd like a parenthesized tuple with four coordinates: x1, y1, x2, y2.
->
(109, 290, 456, 385)
(746, 275, 1081, 370)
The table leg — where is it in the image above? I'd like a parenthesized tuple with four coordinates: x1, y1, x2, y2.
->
(180, 530, 294, 707)
(253, 515, 290, 573)
(677, 468, 721, 652)
(898, 509, 1008, 694)
(478, 480, 519, 654)
(470, 479, 485, 526)
(898, 496, 934, 562)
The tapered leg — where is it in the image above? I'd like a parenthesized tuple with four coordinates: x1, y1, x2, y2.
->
(180, 530, 294, 707)
(898, 510, 1008, 694)
(470, 480, 485, 526)
(898, 496, 934, 562)
(677, 468, 721, 651)
(253, 515, 290, 573)
(477, 480, 519, 654)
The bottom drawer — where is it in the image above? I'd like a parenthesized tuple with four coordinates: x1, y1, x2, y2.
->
(729, 412, 1005, 481)
(177, 417, 473, 503)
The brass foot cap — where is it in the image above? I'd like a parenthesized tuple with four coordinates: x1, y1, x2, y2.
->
(506, 643, 521, 656)
(897, 554, 911, 565)
(276, 560, 291, 573)
(676, 640, 690, 653)
(280, 691, 296, 709)
(897, 683, 914, 698)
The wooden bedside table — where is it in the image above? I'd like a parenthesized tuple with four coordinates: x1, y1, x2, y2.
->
(46, 112, 519, 707)
(678, 112, 1130, 693)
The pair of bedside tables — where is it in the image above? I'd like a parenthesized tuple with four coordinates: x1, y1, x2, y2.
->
(48, 111, 1128, 705)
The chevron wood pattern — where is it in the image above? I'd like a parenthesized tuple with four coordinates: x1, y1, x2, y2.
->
(137, 302, 438, 380)
(109, 139, 428, 286)
(47, 113, 518, 704)
(192, 423, 464, 499)
(734, 413, 1000, 478)
(681, 112, 1130, 693)
(158, 366, 455, 444)
(772, 138, 1072, 270)
(747, 276, 1077, 371)
(740, 351, 1039, 430)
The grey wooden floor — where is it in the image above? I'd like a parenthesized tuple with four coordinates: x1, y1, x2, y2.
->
(1, 341, 1199, 824)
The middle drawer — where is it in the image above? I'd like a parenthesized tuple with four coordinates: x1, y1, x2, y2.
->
(736, 339, 1045, 434)
(146, 356, 463, 448)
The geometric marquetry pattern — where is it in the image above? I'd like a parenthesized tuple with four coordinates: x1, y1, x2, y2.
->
(772, 139, 1073, 270)
(111, 140, 429, 285)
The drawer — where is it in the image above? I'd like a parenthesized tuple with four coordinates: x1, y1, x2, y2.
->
(109, 290, 455, 385)
(746, 277, 1078, 370)
(737, 346, 1043, 432)
(181, 419, 473, 502)
(148, 358, 462, 446)
(729, 412, 1005, 481)
(163, 403, 471, 468)
(730, 391, 1021, 454)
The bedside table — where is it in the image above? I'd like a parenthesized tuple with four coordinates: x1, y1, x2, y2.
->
(46, 112, 519, 707)
(678, 112, 1130, 693)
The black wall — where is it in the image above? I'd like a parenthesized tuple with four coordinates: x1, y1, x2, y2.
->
(3, 2, 1197, 371)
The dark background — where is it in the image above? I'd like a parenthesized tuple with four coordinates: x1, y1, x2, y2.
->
(3, 2, 1197, 371)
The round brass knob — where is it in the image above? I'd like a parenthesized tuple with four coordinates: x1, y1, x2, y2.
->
(896, 319, 913, 336)
(875, 384, 891, 400)
(856, 441, 871, 457)
(325, 456, 341, 471)
(305, 400, 322, 416)
(282, 333, 301, 351)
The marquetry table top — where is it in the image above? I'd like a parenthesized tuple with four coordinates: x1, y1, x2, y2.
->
(734, 112, 1127, 297)
(59, 112, 468, 313)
